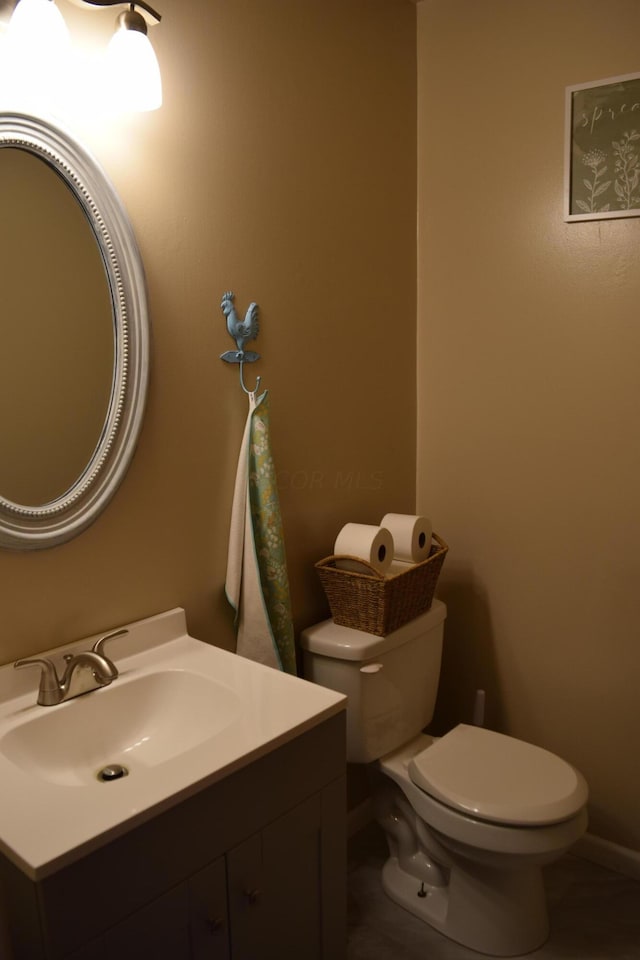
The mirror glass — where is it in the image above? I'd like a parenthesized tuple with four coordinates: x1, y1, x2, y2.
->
(0, 147, 114, 505)
(0, 113, 149, 550)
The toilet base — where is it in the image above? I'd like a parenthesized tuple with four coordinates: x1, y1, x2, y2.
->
(381, 853, 549, 957)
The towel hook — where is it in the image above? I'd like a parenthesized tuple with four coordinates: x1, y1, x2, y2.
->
(219, 291, 262, 396)
(239, 359, 261, 397)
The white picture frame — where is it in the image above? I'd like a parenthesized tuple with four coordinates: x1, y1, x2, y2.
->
(565, 71, 640, 222)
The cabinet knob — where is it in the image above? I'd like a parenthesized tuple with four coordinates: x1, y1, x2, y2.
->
(207, 914, 224, 933)
(244, 888, 260, 904)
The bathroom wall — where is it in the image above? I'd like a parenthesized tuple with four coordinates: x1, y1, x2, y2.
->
(417, 0, 640, 850)
(0, 0, 417, 663)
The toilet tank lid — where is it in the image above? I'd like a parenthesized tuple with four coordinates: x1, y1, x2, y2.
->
(299, 599, 446, 661)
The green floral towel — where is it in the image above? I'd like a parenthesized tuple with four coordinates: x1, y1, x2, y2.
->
(246, 393, 296, 674)
(225, 392, 296, 675)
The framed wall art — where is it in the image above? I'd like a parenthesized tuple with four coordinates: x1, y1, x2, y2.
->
(565, 72, 640, 222)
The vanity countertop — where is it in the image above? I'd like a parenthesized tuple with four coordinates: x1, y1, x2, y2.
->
(0, 609, 345, 880)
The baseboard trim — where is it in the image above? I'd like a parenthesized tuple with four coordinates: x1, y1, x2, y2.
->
(573, 833, 640, 881)
(347, 798, 375, 837)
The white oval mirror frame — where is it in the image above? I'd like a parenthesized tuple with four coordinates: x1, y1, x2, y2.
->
(0, 113, 149, 550)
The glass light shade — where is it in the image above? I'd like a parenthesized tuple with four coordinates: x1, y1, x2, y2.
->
(106, 25, 162, 112)
(5, 0, 71, 109)
(7, 0, 70, 57)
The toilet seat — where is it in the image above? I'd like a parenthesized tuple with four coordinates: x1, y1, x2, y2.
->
(379, 734, 589, 858)
(408, 724, 588, 826)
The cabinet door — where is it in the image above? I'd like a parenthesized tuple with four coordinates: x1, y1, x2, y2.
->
(228, 794, 323, 960)
(67, 884, 190, 960)
(189, 856, 230, 960)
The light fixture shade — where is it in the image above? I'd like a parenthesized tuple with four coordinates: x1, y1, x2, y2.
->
(8, 0, 69, 50)
(5, 0, 71, 108)
(106, 23, 162, 112)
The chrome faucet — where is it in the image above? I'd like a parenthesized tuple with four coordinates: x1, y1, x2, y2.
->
(14, 629, 128, 706)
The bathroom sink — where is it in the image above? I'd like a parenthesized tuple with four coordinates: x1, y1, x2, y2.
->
(0, 668, 242, 786)
(0, 608, 345, 880)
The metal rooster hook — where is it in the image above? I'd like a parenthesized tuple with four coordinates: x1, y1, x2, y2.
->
(219, 290, 262, 396)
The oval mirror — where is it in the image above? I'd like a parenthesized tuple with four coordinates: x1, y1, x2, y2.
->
(0, 113, 149, 549)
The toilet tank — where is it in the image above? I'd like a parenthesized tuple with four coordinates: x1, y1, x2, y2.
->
(300, 600, 446, 763)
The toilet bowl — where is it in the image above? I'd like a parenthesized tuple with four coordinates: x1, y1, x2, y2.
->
(300, 601, 589, 956)
(375, 729, 588, 955)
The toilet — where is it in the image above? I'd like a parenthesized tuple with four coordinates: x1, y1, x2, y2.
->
(300, 600, 588, 957)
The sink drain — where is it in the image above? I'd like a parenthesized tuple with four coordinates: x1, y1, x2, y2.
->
(97, 764, 129, 782)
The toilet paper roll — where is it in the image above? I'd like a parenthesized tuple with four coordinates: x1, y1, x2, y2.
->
(333, 523, 394, 575)
(380, 513, 432, 563)
(387, 559, 414, 576)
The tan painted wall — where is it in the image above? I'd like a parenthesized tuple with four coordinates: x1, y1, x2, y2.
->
(0, 0, 416, 664)
(417, 0, 640, 849)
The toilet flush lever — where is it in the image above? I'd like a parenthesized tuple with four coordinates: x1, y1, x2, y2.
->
(360, 663, 383, 675)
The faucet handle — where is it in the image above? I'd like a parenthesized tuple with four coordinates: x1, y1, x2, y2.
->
(92, 628, 128, 658)
(14, 657, 61, 700)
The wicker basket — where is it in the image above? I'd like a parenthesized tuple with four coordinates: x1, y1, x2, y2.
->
(315, 533, 448, 636)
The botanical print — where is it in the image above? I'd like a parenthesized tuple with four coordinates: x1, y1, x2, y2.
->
(579, 148, 611, 214)
(577, 133, 640, 214)
(612, 131, 640, 209)
(568, 74, 640, 219)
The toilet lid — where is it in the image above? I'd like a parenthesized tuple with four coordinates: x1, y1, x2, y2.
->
(408, 724, 588, 826)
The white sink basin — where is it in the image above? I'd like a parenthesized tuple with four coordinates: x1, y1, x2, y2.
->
(0, 669, 242, 786)
(0, 609, 345, 880)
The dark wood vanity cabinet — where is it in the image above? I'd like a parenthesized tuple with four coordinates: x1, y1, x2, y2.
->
(1, 714, 346, 960)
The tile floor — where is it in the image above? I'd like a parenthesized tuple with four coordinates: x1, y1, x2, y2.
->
(347, 824, 640, 959)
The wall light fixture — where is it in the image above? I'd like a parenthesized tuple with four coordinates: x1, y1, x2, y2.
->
(5, 0, 163, 112)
